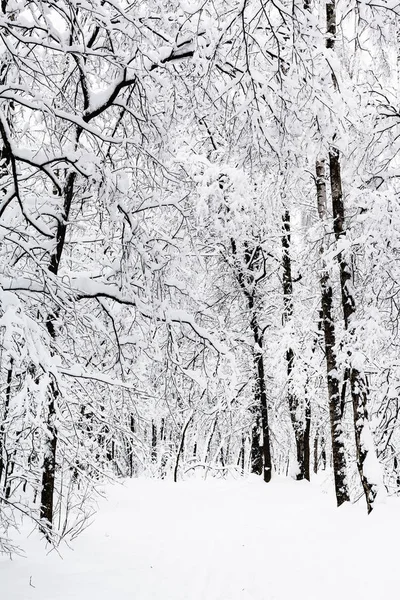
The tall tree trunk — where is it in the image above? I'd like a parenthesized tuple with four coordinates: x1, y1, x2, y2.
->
(230, 238, 272, 482)
(324, 0, 380, 513)
(304, 393, 311, 480)
(129, 416, 136, 477)
(313, 431, 319, 475)
(151, 421, 157, 464)
(250, 302, 272, 482)
(40, 170, 77, 538)
(282, 210, 310, 480)
(321, 436, 327, 470)
(40, 379, 58, 534)
(329, 149, 380, 512)
(315, 160, 350, 506)
(238, 434, 246, 474)
(250, 412, 263, 476)
(0, 358, 13, 487)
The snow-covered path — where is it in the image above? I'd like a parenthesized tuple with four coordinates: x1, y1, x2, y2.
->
(2, 476, 400, 599)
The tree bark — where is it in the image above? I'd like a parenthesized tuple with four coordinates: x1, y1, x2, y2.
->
(40, 170, 77, 538)
(313, 431, 319, 475)
(230, 239, 272, 482)
(174, 412, 193, 482)
(0, 359, 13, 487)
(282, 210, 310, 480)
(40, 379, 58, 535)
(304, 393, 311, 480)
(151, 421, 157, 464)
(323, 0, 379, 513)
(249, 295, 272, 482)
(315, 159, 350, 506)
(253, 338, 272, 482)
(329, 149, 379, 513)
(250, 412, 263, 475)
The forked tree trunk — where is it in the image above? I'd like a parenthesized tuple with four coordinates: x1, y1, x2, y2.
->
(315, 160, 350, 506)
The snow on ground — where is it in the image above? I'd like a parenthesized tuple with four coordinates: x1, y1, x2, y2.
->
(2, 475, 400, 600)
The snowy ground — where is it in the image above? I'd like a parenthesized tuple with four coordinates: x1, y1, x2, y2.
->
(2, 475, 400, 600)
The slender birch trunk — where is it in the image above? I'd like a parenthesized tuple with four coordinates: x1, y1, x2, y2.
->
(231, 239, 272, 482)
(315, 160, 350, 506)
(282, 210, 310, 480)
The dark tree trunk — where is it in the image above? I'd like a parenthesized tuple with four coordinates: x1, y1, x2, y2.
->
(394, 454, 400, 491)
(106, 435, 115, 463)
(282, 210, 310, 480)
(313, 432, 319, 475)
(329, 149, 379, 513)
(315, 159, 350, 507)
(220, 446, 225, 467)
(250, 414, 263, 476)
(230, 238, 272, 482)
(326, 0, 336, 50)
(304, 395, 311, 481)
(205, 415, 219, 466)
(129, 416, 136, 477)
(238, 434, 246, 474)
(0, 358, 13, 486)
(251, 315, 272, 482)
(321, 436, 327, 470)
(151, 421, 157, 464)
(40, 170, 77, 538)
(40, 379, 58, 536)
(174, 413, 193, 482)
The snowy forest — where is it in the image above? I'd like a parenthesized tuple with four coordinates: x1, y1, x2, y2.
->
(1, 0, 400, 562)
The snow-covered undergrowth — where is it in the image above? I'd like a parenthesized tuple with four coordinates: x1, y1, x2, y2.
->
(2, 476, 400, 600)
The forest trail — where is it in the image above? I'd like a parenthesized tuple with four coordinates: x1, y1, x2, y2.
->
(2, 476, 399, 600)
